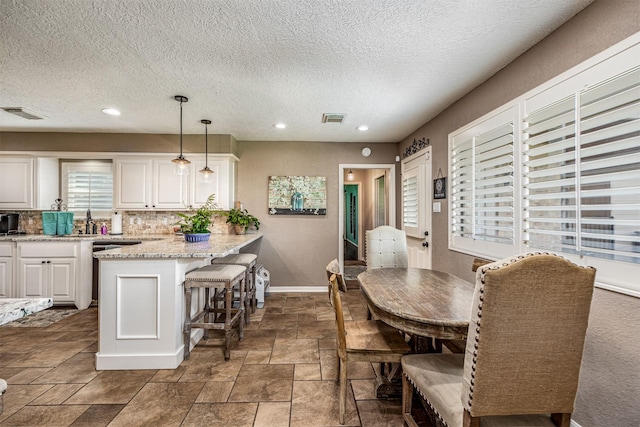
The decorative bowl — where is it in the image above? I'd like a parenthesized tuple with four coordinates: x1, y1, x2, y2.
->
(184, 233, 211, 243)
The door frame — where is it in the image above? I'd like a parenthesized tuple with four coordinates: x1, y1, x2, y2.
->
(343, 182, 362, 261)
(338, 163, 396, 272)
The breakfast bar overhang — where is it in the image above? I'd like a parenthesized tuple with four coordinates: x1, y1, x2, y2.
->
(93, 233, 262, 370)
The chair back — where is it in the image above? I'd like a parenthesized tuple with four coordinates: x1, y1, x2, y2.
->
(462, 253, 596, 417)
(328, 273, 347, 361)
(326, 259, 347, 292)
(365, 226, 408, 269)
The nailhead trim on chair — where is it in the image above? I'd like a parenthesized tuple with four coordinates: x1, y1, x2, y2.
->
(467, 251, 596, 413)
(404, 371, 449, 427)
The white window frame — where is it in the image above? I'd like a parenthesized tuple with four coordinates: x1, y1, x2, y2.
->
(448, 33, 640, 297)
(61, 160, 114, 219)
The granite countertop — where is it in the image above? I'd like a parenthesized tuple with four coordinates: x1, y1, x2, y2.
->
(93, 233, 262, 259)
(0, 233, 168, 242)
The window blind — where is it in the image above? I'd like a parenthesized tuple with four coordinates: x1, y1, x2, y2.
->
(523, 67, 640, 265)
(63, 162, 113, 213)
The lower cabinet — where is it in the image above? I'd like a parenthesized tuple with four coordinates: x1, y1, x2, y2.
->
(0, 242, 14, 298)
(17, 241, 81, 306)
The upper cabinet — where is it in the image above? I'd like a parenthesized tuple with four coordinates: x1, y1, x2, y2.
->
(0, 156, 59, 210)
(114, 155, 236, 210)
(114, 157, 188, 210)
(190, 156, 236, 210)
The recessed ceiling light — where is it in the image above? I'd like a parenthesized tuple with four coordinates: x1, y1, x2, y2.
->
(102, 108, 121, 116)
(274, 123, 286, 129)
(357, 125, 369, 131)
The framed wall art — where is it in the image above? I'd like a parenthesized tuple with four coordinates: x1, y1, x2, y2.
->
(268, 176, 327, 215)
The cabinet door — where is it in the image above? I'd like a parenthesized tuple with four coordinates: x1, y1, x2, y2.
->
(0, 258, 12, 298)
(0, 157, 34, 209)
(114, 159, 152, 209)
(50, 258, 76, 302)
(18, 259, 48, 298)
(190, 157, 235, 209)
(153, 160, 189, 209)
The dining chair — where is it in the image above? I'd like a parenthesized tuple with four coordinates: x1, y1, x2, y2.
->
(325, 258, 347, 293)
(328, 273, 411, 424)
(401, 252, 596, 427)
(365, 225, 409, 270)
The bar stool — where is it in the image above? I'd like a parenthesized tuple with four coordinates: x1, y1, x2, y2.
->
(211, 253, 258, 325)
(183, 264, 246, 361)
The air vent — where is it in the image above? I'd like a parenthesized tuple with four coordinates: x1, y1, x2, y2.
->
(322, 113, 346, 124)
(2, 107, 45, 120)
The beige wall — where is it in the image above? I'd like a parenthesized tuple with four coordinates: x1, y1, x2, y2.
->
(236, 141, 397, 287)
(0, 132, 239, 157)
(397, 1, 640, 426)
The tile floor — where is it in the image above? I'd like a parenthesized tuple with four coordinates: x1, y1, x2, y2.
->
(0, 290, 404, 426)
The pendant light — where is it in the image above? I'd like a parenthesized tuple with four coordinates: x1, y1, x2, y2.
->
(347, 169, 355, 181)
(199, 119, 214, 183)
(172, 95, 190, 175)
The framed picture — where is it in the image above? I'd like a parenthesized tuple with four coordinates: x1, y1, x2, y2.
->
(268, 176, 327, 215)
(434, 177, 446, 199)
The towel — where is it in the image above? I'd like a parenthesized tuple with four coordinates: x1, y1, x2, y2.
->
(57, 212, 74, 235)
(42, 212, 58, 235)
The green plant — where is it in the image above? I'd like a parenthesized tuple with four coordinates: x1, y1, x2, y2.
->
(175, 194, 218, 234)
(222, 208, 260, 232)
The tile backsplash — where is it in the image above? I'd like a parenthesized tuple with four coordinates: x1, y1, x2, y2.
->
(14, 211, 233, 235)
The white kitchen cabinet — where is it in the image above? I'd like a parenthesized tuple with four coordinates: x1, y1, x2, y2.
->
(114, 157, 188, 210)
(17, 241, 78, 305)
(0, 242, 14, 298)
(0, 157, 58, 210)
(190, 156, 236, 209)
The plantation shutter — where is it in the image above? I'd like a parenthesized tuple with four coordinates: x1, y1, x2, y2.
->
(402, 170, 419, 237)
(63, 162, 113, 212)
(523, 67, 640, 264)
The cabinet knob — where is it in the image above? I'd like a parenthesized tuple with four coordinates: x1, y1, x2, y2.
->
(42, 260, 45, 264)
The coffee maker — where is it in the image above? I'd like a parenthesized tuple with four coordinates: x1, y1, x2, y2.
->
(0, 213, 20, 234)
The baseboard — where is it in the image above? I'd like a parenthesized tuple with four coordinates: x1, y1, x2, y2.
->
(571, 419, 582, 427)
(269, 286, 327, 293)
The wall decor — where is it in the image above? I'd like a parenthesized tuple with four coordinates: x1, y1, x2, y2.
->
(268, 176, 327, 215)
(402, 137, 430, 159)
(434, 168, 446, 199)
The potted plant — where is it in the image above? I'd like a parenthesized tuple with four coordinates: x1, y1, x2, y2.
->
(175, 194, 217, 242)
(222, 208, 260, 235)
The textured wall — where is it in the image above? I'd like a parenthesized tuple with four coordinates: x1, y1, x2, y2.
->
(236, 140, 398, 287)
(397, 0, 640, 425)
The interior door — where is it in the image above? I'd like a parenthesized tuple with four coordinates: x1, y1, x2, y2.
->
(401, 146, 432, 269)
(344, 184, 358, 261)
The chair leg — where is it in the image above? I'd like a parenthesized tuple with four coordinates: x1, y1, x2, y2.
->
(183, 287, 192, 360)
(402, 373, 415, 427)
(463, 410, 480, 427)
(339, 357, 347, 425)
(551, 413, 572, 427)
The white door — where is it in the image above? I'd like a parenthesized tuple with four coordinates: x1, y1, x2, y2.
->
(401, 146, 432, 269)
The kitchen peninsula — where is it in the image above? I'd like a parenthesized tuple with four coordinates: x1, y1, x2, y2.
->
(93, 233, 262, 370)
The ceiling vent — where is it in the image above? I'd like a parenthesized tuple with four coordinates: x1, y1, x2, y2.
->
(321, 113, 346, 124)
(2, 107, 45, 120)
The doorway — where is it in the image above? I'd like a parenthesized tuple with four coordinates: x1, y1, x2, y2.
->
(338, 164, 396, 273)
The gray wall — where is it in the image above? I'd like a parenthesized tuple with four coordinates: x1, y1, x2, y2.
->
(396, 1, 640, 425)
(236, 140, 398, 287)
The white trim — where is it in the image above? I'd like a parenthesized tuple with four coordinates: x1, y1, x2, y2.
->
(338, 163, 396, 275)
(269, 286, 327, 293)
(0, 151, 240, 162)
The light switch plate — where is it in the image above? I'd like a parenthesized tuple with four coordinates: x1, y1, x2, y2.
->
(433, 202, 441, 213)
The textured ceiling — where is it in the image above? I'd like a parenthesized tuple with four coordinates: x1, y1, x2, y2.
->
(0, 0, 594, 142)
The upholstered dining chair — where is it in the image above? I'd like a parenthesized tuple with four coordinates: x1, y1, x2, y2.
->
(401, 252, 596, 427)
(365, 225, 408, 270)
(328, 273, 411, 424)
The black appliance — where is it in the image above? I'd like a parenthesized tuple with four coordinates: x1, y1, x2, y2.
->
(92, 240, 142, 301)
(0, 213, 20, 234)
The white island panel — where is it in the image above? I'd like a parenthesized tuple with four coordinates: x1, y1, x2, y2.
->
(116, 274, 160, 339)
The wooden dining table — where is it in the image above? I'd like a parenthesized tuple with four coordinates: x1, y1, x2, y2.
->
(357, 267, 475, 343)
(357, 267, 475, 398)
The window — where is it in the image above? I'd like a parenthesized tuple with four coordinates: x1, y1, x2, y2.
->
(450, 109, 518, 259)
(449, 36, 640, 296)
(61, 160, 113, 217)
